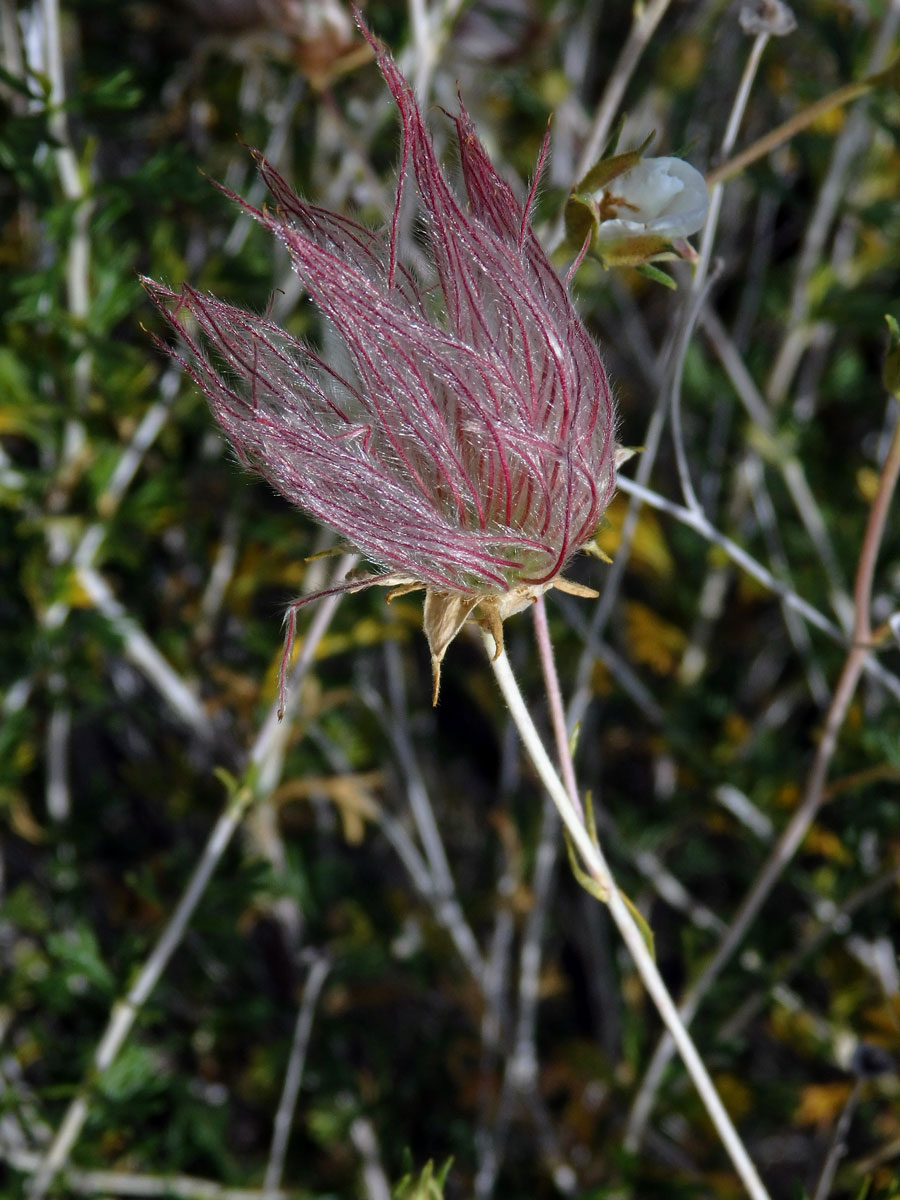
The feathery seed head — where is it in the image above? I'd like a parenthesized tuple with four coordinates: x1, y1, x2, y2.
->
(145, 15, 616, 706)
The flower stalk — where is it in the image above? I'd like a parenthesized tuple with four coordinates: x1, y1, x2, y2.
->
(488, 609, 773, 1200)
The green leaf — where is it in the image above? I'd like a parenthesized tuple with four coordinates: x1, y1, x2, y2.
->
(0, 63, 45, 100)
(618, 889, 656, 959)
(563, 795, 656, 959)
(46, 924, 115, 997)
(563, 826, 610, 902)
(393, 1158, 453, 1199)
(96, 1043, 164, 1104)
(601, 112, 627, 159)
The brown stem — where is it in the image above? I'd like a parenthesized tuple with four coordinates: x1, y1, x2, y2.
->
(706, 76, 874, 188)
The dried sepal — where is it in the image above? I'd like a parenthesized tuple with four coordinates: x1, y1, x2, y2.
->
(423, 590, 481, 704)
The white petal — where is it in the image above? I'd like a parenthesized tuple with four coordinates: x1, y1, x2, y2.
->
(594, 156, 708, 244)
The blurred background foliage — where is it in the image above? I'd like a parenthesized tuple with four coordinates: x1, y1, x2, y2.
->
(2, 1, 900, 1198)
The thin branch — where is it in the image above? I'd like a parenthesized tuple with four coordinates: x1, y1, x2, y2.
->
(625, 404, 900, 1151)
(615, 473, 900, 704)
(700, 305, 852, 630)
(197, 507, 242, 634)
(44, 695, 71, 822)
(357, 643, 485, 983)
(44, 372, 180, 631)
(764, 4, 900, 407)
(667, 31, 770, 515)
(74, 566, 213, 740)
(511, 795, 559, 1090)
(810, 1080, 861, 1200)
(249, 554, 358, 796)
(719, 865, 900, 1043)
(6, 1150, 297, 1200)
(223, 74, 306, 258)
(408, 0, 431, 101)
(567, 22, 771, 712)
(307, 722, 485, 984)
(475, 795, 559, 1200)
(532, 598, 581, 816)
(27, 558, 353, 1199)
(263, 956, 331, 1196)
(744, 455, 831, 706)
(707, 74, 884, 188)
(27, 784, 255, 1200)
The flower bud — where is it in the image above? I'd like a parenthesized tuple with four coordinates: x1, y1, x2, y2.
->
(566, 150, 708, 270)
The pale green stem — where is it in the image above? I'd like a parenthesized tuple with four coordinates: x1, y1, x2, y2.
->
(485, 629, 772, 1200)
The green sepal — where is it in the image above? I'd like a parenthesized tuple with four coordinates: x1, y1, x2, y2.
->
(635, 262, 677, 289)
(595, 233, 674, 267)
(601, 113, 627, 160)
(568, 720, 581, 759)
(563, 133, 665, 261)
(214, 764, 259, 811)
(563, 191, 598, 256)
(213, 767, 240, 795)
(304, 542, 355, 562)
(577, 147, 644, 194)
(575, 131, 655, 193)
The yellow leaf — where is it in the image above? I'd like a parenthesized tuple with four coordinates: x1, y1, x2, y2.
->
(794, 1082, 854, 1128)
(811, 106, 845, 135)
(862, 995, 900, 1038)
(592, 496, 674, 578)
(802, 825, 853, 864)
(624, 601, 687, 675)
(272, 772, 382, 845)
(590, 659, 613, 696)
(713, 1074, 753, 1121)
(58, 571, 95, 610)
(857, 466, 880, 503)
(657, 35, 704, 90)
(10, 795, 45, 843)
(723, 713, 751, 747)
(775, 783, 801, 809)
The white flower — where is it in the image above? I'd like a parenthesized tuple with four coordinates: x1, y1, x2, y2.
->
(592, 157, 708, 244)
